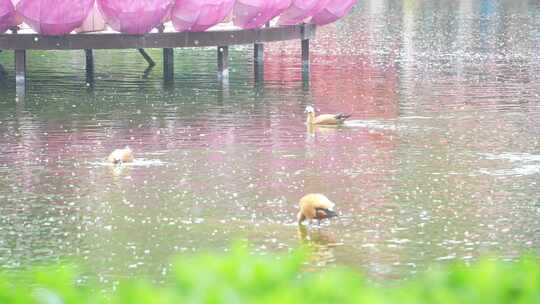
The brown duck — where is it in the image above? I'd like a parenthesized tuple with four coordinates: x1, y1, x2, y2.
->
(107, 147, 134, 164)
(297, 193, 338, 224)
(305, 105, 351, 125)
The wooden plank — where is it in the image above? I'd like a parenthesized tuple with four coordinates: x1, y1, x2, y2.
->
(217, 46, 229, 78)
(0, 25, 316, 50)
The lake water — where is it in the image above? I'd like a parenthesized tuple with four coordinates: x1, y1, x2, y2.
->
(1, 0, 540, 282)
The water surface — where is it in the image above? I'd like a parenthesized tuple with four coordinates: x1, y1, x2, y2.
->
(1, 0, 540, 282)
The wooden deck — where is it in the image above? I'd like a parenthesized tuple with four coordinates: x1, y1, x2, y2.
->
(0, 23, 316, 94)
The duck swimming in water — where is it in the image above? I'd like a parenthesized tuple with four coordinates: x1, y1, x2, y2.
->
(297, 193, 338, 225)
(107, 147, 134, 164)
(304, 105, 351, 125)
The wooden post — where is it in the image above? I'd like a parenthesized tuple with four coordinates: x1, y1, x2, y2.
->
(217, 46, 229, 78)
(84, 49, 94, 85)
(300, 24, 310, 87)
(301, 39, 310, 86)
(253, 46, 263, 84)
(254, 43, 264, 82)
(301, 38, 309, 68)
(300, 24, 310, 68)
(254, 43, 264, 64)
(163, 48, 174, 81)
(15, 49, 26, 88)
(138, 49, 155, 67)
(254, 63, 264, 83)
(85, 49, 94, 71)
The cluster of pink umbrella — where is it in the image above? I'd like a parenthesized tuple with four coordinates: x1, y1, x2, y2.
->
(0, 0, 17, 33)
(0, 0, 357, 35)
(171, 0, 234, 32)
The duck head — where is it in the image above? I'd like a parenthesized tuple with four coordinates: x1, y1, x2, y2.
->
(304, 105, 315, 125)
(304, 105, 315, 114)
(108, 146, 134, 164)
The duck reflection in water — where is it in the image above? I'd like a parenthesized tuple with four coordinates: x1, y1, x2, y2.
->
(108, 163, 131, 180)
(298, 225, 337, 267)
(306, 123, 344, 137)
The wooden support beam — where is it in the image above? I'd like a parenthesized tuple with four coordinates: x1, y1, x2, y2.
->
(84, 49, 94, 85)
(302, 67, 310, 91)
(0, 25, 316, 50)
(300, 24, 310, 87)
(163, 48, 174, 81)
(301, 38, 309, 67)
(254, 44, 264, 83)
(85, 49, 94, 69)
(254, 62, 264, 83)
(138, 48, 155, 67)
(254, 43, 264, 64)
(217, 46, 229, 78)
(15, 49, 26, 87)
(301, 39, 310, 87)
(0, 24, 317, 90)
(300, 24, 311, 89)
(300, 23, 311, 69)
(0, 63, 7, 87)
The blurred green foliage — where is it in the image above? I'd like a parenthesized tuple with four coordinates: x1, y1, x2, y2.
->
(1, 243, 539, 304)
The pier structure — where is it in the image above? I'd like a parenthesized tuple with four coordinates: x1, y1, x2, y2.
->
(0, 23, 316, 93)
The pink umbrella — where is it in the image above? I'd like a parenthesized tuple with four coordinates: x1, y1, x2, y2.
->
(171, 0, 234, 32)
(76, 2, 106, 33)
(277, 0, 331, 25)
(97, 0, 173, 34)
(16, 0, 94, 35)
(0, 0, 16, 33)
(311, 0, 356, 26)
(233, 0, 291, 29)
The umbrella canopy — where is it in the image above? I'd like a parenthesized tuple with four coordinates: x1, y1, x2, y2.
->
(0, 0, 16, 33)
(16, 0, 94, 35)
(310, 0, 356, 26)
(97, 0, 173, 34)
(171, 0, 234, 32)
(277, 0, 330, 25)
(76, 3, 106, 33)
(233, 0, 291, 29)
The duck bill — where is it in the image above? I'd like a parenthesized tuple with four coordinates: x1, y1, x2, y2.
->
(325, 209, 338, 218)
(316, 208, 338, 219)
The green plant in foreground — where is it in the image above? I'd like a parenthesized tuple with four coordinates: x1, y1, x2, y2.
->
(1, 244, 539, 304)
